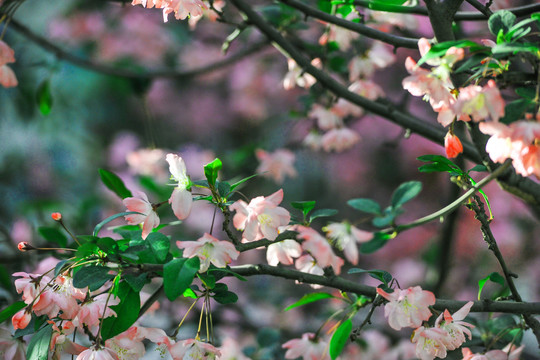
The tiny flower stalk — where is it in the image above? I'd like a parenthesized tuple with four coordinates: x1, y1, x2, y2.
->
(51, 212, 81, 246)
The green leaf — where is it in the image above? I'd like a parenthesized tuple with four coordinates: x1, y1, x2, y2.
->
(491, 42, 539, 55)
(207, 267, 247, 281)
(213, 290, 238, 304)
(229, 174, 259, 192)
(500, 98, 533, 124)
(391, 181, 422, 208)
(348, 269, 393, 285)
(123, 272, 148, 292)
(99, 169, 132, 199)
(204, 158, 222, 187)
(183, 287, 198, 299)
(478, 272, 505, 300)
(26, 323, 53, 360)
(0, 301, 26, 324)
(37, 226, 67, 247)
(146, 232, 170, 264)
(366, 0, 410, 12)
(101, 282, 140, 340)
(284, 292, 335, 311)
(347, 198, 381, 215)
(418, 40, 480, 66)
(139, 175, 170, 198)
(163, 257, 200, 301)
(468, 165, 488, 173)
(217, 180, 231, 198)
(93, 211, 142, 237)
(360, 232, 392, 253)
(330, 319, 352, 360)
(291, 201, 316, 217)
(72, 266, 115, 290)
(97, 237, 119, 256)
(488, 10, 516, 37)
(36, 79, 53, 116)
(309, 209, 338, 222)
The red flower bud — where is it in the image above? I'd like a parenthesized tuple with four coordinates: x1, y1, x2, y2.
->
(444, 132, 463, 158)
(51, 212, 62, 221)
(17, 242, 34, 252)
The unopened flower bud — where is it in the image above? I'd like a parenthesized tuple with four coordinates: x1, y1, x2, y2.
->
(444, 132, 463, 159)
(17, 242, 34, 252)
(51, 212, 62, 221)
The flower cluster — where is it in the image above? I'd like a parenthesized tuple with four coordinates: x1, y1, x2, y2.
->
(132, 0, 207, 22)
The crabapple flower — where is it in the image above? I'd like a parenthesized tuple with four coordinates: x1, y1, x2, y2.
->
(32, 274, 86, 319)
(255, 148, 297, 184)
(453, 80, 504, 122)
(0, 327, 26, 360)
(11, 309, 31, 330)
(132, 0, 207, 22)
(13, 272, 52, 305)
(297, 226, 344, 275)
(283, 58, 320, 90)
(77, 344, 118, 360)
(230, 189, 290, 242)
(348, 79, 385, 100)
(444, 132, 463, 158)
(295, 255, 324, 289)
(376, 286, 436, 330)
(282, 333, 328, 360)
(321, 127, 360, 152)
(73, 294, 120, 329)
(177, 233, 239, 272)
(266, 239, 302, 266)
(309, 104, 343, 131)
(168, 338, 221, 360)
(303, 132, 323, 151)
(461, 343, 524, 360)
(348, 41, 395, 81)
(323, 222, 373, 265)
(435, 301, 474, 351)
(166, 153, 193, 220)
(412, 326, 449, 360)
(123, 191, 160, 240)
(0, 40, 17, 88)
(320, 12, 360, 50)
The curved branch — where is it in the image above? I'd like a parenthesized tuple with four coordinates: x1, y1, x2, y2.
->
(352, 1, 540, 21)
(229, 0, 540, 208)
(230, 264, 540, 315)
(6, 17, 268, 80)
(278, 0, 419, 49)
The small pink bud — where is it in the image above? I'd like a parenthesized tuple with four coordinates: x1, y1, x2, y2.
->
(17, 242, 33, 252)
(51, 212, 62, 221)
(444, 132, 463, 158)
(12, 309, 31, 330)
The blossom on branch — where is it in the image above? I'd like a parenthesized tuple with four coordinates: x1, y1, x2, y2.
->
(166, 153, 193, 220)
(444, 132, 463, 158)
(376, 286, 435, 330)
(255, 148, 297, 184)
(168, 338, 221, 360)
(177, 233, 239, 272)
(435, 301, 474, 351)
(230, 189, 290, 242)
(266, 239, 302, 266)
(297, 226, 344, 275)
(282, 332, 328, 360)
(323, 221, 373, 265)
(0, 40, 17, 88)
(132, 0, 207, 22)
(123, 191, 160, 240)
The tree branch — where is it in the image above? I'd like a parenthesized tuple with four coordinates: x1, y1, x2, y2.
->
(465, 0, 493, 17)
(278, 0, 420, 49)
(352, 1, 540, 20)
(230, 264, 540, 315)
(6, 17, 268, 80)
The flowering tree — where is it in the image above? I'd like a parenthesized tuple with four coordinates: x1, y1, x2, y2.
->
(0, 0, 540, 359)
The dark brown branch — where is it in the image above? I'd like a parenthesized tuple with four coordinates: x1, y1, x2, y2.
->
(352, 1, 540, 20)
(465, 0, 493, 17)
(230, 264, 540, 315)
(468, 195, 540, 347)
(278, 0, 419, 49)
(6, 17, 268, 80)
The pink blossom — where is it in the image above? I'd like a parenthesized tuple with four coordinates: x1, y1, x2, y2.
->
(32, 274, 85, 319)
(73, 294, 120, 329)
(266, 239, 302, 266)
(303, 132, 323, 151)
(0, 327, 26, 360)
(126, 148, 168, 181)
(435, 301, 474, 350)
(461, 344, 524, 360)
(309, 104, 343, 131)
(348, 41, 395, 81)
(348, 79, 384, 100)
(321, 13, 360, 50)
(331, 98, 364, 118)
(218, 337, 252, 360)
(0, 40, 15, 65)
(168, 338, 221, 360)
(282, 332, 328, 360)
(453, 80, 504, 122)
(295, 255, 324, 276)
(255, 148, 297, 184)
(412, 326, 449, 360)
(230, 189, 291, 242)
(177, 233, 239, 272)
(283, 58, 320, 90)
(376, 286, 436, 330)
(0, 65, 17, 88)
(166, 153, 193, 220)
(13, 272, 51, 305)
(321, 127, 360, 152)
(133, 0, 207, 22)
(49, 321, 87, 358)
(105, 326, 149, 360)
(297, 226, 344, 275)
(323, 222, 373, 265)
(123, 191, 160, 240)
(11, 309, 31, 330)
(77, 345, 118, 360)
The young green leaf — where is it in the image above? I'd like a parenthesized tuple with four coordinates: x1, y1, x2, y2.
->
(284, 292, 335, 311)
(347, 198, 381, 215)
(229, 174, 259, 192)
(291, 201, 316, 217)
(98, 169, 132, 199)
(72, 266, 115, 290)
(329, 319, 352, 360)
(146, 232, 171, 264)
(391, 181, 422, 208)
(348, 269, 393, 285)
(309, 208, 338, 222)
(36, 79, 53, 116)
(204, 158, 222, 187)
(360, 232, 392, 253)
(488, 10, 516, 37)
(478, 272, 505, 300)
